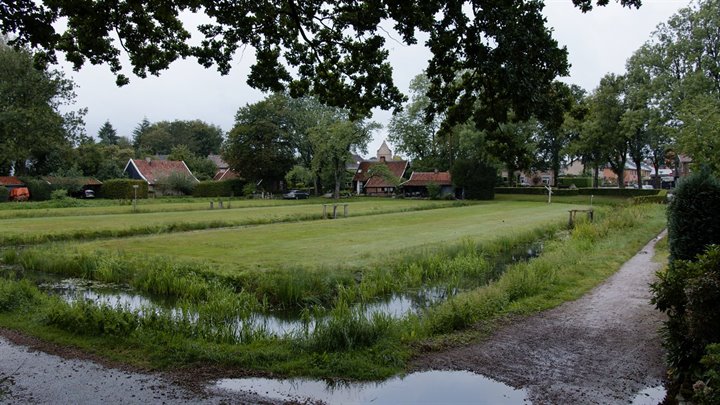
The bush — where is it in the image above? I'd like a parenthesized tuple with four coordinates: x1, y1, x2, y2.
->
(632, 195, 667, 205)
(652, 245, 720, 393)
(20, 178, 52, 201)
(0, 186, 8, 202)
(100, 179, 148, 199)
(426, 182, 441, 199)
(155, 172, 196, 196)
(667, 170, 720, 263)
(558, 176, 592, 188)
(452, 158, 496, 200)
(577, 188, 659, 197)
(192, 178, 247, 197)
(495, 187, 579, 196)
(50, 189, 68, 200)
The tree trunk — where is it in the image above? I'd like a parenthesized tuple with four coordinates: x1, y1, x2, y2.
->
(333, 167, 340, 201)
(593, 165, 599, 188)
(617, 167, 625, 189)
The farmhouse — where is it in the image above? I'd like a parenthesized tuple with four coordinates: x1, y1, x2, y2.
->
(401, 171, 454, 197)
(352, 141, 408, 196)
(124, 158, 199, 191)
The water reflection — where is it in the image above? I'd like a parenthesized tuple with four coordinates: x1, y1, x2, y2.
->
(215, 370, 528, 404)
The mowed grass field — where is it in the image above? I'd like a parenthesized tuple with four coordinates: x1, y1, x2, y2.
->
(72, 201, 588, 273)
(0, 199, 463, 245)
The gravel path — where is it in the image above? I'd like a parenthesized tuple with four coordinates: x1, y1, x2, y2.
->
(412, 231, 668, 404)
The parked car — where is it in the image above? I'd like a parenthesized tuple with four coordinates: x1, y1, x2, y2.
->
(83, 189, 95, 198)
(283, 190, 310, 199)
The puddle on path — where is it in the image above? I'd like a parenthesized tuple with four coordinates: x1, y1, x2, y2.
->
(631, 385, 666, 405)
(216, 370, 528, 404)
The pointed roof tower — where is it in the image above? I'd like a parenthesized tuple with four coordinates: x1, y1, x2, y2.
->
(377, 140, 392, 162)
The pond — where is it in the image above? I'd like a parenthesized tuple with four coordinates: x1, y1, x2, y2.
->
(0, 239, 544, 338)
(215, 370, 528, 404)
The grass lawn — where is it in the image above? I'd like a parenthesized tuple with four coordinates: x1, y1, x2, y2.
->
(493, 193, 630, 205)
(75, 201, 589, 273)
(0, 199, 463, 245)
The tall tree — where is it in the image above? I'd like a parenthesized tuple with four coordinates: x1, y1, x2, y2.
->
(132, 117, 151, 150)
(535, 82, 575, 186)
(97, 119, 119, 145)
(223, 95, 296, 190)
(0, 41, 84, 176)
(1, 1, 638, 129)
(134, 119, 223, 156)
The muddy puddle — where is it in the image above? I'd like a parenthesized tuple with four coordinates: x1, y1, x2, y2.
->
(215, 370, 528, 404)
(0, 240, 543, 338)
(631, 385, 666, 405)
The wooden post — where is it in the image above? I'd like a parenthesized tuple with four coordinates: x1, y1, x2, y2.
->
(323, 204, 327, 219)
(588, 209, 594, 222)
(219, 200, 224, 209)
(227, 201, 231, 209)
(210, 201, 214, 210)
(568, 210, 575, 228)
(332, 203, 338, 219)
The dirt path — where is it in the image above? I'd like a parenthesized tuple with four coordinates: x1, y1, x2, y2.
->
(0, 332, 278, 405)
(412, 231, 668, 404)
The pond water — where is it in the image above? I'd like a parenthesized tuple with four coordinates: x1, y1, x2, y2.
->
(0, 239, 544, 338)
(215, 370, 528, 404)
(631, 385, 667, 405)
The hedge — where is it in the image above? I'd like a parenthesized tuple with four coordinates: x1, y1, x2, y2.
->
(631, 195, 667, 205)
(100, 179, 148, 199)
(495, 187, 660, 198)
(495, 187, 579, 196)
(558, 176, 592, 188)
(0, 186, 8, 202)
(20, 178, 52, 201)
(192, 178, 247, 197)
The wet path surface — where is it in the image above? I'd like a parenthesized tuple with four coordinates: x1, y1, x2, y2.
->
(412, 231, 669, 404)
(0, 334, 275, 405)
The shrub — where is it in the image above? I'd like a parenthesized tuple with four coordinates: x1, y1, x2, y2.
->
(576, 188, 659, 197)
(0, 186, 8, 202)
(632, 195, 667, 205)
(155, 172, 196, 196)
(452, 158, 496, 200)
(50, 189, 68, 200)
(426, 182, 441, 199)
(100, 179, 148, 199)
(558, 176, 592, 188)
(667, 170, 720, 263)
(0, 279, 42, 312)
(20, 178, 52, 201)
(193, 178, 247, 197)
(652, 245, 720, 393)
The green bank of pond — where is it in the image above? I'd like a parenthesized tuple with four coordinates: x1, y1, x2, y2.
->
(0, 204, 667, 380)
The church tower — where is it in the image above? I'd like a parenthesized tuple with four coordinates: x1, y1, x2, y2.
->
(377, 140, 392, 162)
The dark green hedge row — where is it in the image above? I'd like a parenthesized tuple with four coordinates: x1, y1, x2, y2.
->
(577, 188, 659, 197)
(495, 187, 660, 197)
(100, 179, 148, 199)
(0, 186, 8, 202)
(558, 177, 593, 188)
(192, 179, 247, 197)
(20, 178, 52, 201)
(631, 195, 667, 205)
(495, 187, 579, 196)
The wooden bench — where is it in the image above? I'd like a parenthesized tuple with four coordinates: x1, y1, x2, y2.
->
(568, 209, 594, 227)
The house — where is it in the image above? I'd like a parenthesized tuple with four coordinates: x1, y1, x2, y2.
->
(124, 158, 198, 191)
(208, 154, 241, 181)
(352, 141, 408, 196)
(602, 162, 652, 186)
(401, 171, 454, 197)
(0, 176, 25, 190)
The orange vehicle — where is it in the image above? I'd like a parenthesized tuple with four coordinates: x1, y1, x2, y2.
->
(9, 187, 30, 201)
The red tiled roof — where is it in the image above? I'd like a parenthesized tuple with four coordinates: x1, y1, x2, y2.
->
(0, 176, 24, 186)
(353, 160, 407, 183)
(43, 176, 103, 186)
(125, 159, 198, 185)
(402, 171, 452, 187)
(213, 168, 241, 181)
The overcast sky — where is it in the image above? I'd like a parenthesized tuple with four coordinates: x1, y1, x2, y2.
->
(57, 0, 692, 157)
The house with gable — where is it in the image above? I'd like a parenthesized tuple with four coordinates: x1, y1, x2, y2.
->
(352, 141, 408, 196)
(124, 158, 198, 192)
(208, 154, 241, 181)
(401, 170, 455, 197)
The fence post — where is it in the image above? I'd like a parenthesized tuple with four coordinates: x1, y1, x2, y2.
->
(323, 204, 327, 219)
(210, 201, 214, 210)
(219, 200, 223, 209)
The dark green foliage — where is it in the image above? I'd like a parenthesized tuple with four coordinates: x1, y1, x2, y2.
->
(426, 182, 441, 200)
(307, 303, 395, 351)
(577, 188, 659, 197)
(694, 344, 720, 404)
(192, 179, 247, 197)
(154, 173, 196, 196)
(558, 177, 593, 188)
(45, 300, 139, 337)
(667, 171, 720, 262)
(452, 158, 496, 200)
(100, 179, 148, 199)
(20, 178, 52, 201)
(632, 195, 667, 205)
(652, 245, 720, 391)
(495, 187, 579, 196)
(0, 186, 8, 202)
(0, 279, 42, 312)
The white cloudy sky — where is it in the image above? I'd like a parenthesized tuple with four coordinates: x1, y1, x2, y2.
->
(57, 0, 692, 156)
